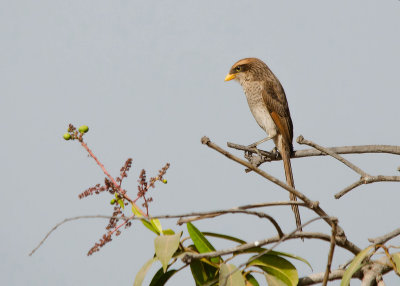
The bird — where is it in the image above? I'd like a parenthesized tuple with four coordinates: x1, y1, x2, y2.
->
(224, 57, 302, 232)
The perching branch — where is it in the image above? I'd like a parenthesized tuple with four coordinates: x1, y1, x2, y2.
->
(227, 142, 400, 160)
(228, 135, 400, 200)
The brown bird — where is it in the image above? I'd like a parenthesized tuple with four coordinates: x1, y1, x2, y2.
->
(225, 57, 302, 232)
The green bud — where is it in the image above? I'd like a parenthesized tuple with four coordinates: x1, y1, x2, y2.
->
(110, 199, 116, 205)
(78, 125, 89, 133)
(162, 179, 167, 184)
(63, 133, 71, 140)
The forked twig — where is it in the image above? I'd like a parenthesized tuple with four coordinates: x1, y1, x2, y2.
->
(297, 136, 400, 199)
(296, 135, 368, 177)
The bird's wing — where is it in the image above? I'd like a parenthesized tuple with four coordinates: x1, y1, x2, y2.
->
(262, 80, 294, 146)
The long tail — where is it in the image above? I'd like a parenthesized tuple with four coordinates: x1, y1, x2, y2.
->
(278, 137, 303, 233)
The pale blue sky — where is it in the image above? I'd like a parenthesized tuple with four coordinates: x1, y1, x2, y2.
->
(1, 1, 400, 285)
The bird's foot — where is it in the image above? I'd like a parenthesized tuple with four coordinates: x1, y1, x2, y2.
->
(270, 147, 280, 159)
(244, 151, 264, 173)
(247, 144, 262, 157)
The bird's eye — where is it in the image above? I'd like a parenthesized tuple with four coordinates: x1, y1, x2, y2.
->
(235, 66, 241, 72)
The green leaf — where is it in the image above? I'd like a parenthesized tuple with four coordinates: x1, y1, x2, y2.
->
(162, 229, 175, 235)
(341, 245, 374, 286)
(133, 257, 157, 286)
(132, 205, 162, 235)
(117, 199, 124, 209)
(392, 252, 400, 275)
(264, 273, 288, 286)
(142, 219, 160, 235)
(248, 254, 298, 286)
(149, 267, 177, 286)
(219, 264, 245, 286)
(154, 232, 182, 273)
(190, 258, 218, 285)
(203, 232, 247, 244)
(151, 218, 163, 234)
(245, 273, 260, 286)
(132, 204, 143, 217)
(239, 247, 312, 271)
(187, 222, 221, 264)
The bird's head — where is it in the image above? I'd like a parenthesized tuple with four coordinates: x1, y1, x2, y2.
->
(224, 58, 268, 84)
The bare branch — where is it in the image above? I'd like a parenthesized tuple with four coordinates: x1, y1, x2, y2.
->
(322, 218, 338, 286)
(299, 256, 393, 285)
(297, 135, 369, 177)
(227, 142, 400, 160)
(29, 215, 116, 256)
(177, 209, 284, 238)
(237, 201, 307, 209)
(361, 256, 392, 286)
(299, 269, 350, 285)
(335, 175, 400, 199)
(334, 180, 364, 199)
(369, 227, 400, 245)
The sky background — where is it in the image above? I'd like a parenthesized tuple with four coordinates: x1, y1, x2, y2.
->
(1, 1, 400, 285)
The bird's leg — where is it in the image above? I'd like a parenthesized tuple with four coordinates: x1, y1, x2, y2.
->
(246, 136, 273, 157)
(247, 135, 273, 149)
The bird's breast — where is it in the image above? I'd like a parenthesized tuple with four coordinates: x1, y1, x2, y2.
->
(241, 81, 277, 136)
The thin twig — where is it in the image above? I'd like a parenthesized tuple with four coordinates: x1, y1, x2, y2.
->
(322, 218, 338, 286)
(368, 227, 400, 245)
(178, 209, 284, 238)
(29, 215, 117, 256)
(296, 135, 368, 177)
(334, 180, 364, 199)
(335, 175, 400, 199)
(177, 201, 306, 224)
(237, 201, 306, 209)
(108, 214, 134, 237)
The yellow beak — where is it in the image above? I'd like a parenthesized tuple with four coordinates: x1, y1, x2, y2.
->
(224, 73, 236, 81)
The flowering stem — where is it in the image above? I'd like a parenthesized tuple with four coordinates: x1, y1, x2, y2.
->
(80, 140, 147, 217)
(109, 214, 135, 237)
